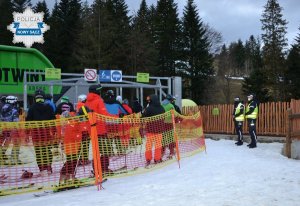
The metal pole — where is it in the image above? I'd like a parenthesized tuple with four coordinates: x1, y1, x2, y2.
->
(140, 87, 143, 108)
(23, 71, 27, 112)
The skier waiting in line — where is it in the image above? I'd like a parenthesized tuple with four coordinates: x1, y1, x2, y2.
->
(26, 89, 56, 176)
(0, 96, 21, 165)
(56, 96, 75, 115)
(142, 94, 165, 166)
(161, 94, 176, 159)
(104, 90, 128, 157)
(85, 84, 114, 176)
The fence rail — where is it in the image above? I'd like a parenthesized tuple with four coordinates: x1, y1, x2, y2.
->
(195, 99, 300, 137)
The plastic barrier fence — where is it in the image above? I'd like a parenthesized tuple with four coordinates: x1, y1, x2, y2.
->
(0, 111, 205, 196)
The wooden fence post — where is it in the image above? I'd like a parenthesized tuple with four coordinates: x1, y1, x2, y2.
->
(286, 109, 292, 158)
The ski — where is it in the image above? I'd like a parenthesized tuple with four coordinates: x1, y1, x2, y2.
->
(33, 178, 107, 197)
(111, 151, 133, 161)
(0, 183, 35, 196)
(113, 166, 139, 174)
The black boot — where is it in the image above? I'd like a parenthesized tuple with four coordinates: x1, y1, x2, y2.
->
(236, 141, 243, 146)
(248, 144, 257, 149)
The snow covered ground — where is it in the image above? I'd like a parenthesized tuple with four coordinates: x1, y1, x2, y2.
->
(1, 139, 300, 206)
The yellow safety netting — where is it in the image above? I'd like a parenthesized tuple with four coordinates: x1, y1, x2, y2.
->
(0, 110, 205, 196)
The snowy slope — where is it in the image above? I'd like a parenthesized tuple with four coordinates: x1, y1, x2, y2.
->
(1, 139, 300, 206)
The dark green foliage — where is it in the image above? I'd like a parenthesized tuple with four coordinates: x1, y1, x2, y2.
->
(0, 0, 14, 45)
(33, 0, 50, 21)
(129, 0, 158, 74)
(100, 0, 131, 71)
(153, 0, 181, 76)
(285, 28, 300, 99)
(32, 0, 50, 52)
(12, 0, 32, 12)
(244, 35, 263, 74)
(242, 69, 270, 103)
(261, 0, 288, 100)
(181, 0, 214, 104)
(44, 0, 82, 72)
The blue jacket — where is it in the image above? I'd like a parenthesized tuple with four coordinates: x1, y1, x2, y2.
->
(45, 99, 56, 113)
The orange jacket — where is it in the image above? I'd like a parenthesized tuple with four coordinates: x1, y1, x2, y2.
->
(64, 120, 82, 155)
(85, 93, 111, 135)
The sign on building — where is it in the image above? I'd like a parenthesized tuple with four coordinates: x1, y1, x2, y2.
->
(99, 70, 122, 82)
(84, 68, 97, 82)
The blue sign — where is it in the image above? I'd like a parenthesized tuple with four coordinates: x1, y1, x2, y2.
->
(99, 70, 111, 82)
(111, 70, 122, 82)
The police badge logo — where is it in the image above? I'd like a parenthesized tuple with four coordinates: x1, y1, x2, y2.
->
(7, 7, 50, 48)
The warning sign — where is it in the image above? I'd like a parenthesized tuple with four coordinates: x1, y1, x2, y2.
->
(84, 68, 97, 82)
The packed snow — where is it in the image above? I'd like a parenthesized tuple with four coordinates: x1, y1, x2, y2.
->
(1, 139, 300, 206)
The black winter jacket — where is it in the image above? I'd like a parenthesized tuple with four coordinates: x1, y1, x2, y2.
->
(142, 94, 165, 133)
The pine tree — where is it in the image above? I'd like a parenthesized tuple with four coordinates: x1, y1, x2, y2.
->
(90, 0, 131, 71)
(32, 0, 50, 52)
(260, 0, 288, 100)
(285, 27, 300, 99)
(244, 35, 262, 75)
(44, 0, 82, 72)
(242, 69, 270, 103)
(74, 0, 95, 68)
(153, 0, 181, 76)
(228, 40, 245, 76)
(129, 0, 158, 74)
(12, 0, 32, 12)
(181, 0, 214, 104)
(0, 0, 14, 45)
(33, 0, 50, 21)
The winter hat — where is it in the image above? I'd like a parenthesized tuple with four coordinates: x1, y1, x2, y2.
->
(35, 89, 45, 103)
(89, 84, 102, 95)
(61, 96, 69, 103)
(116, 95, 122, 103)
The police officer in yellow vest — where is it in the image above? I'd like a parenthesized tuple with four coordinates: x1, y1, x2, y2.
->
(245, 94, 258, 148)
(233, 97, 244, 146)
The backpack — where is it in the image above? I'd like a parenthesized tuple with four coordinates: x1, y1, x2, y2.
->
(0, 104, 15, 122)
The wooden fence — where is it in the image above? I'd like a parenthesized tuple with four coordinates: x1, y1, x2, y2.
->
(286, 99, 300, 157)
(193, 99, 300, 137)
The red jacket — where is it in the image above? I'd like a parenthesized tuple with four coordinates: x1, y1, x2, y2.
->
(122, 104, 132, 114)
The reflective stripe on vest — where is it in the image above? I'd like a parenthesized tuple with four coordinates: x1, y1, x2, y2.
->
(246, 104, 258, 119)
(235, 103, 245, 121)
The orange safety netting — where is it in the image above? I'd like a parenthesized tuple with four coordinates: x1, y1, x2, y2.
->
(0, 110, 205, 196)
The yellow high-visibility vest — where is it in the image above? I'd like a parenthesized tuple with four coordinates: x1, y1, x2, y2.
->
(246, 103, 258, 119)
(235, 103, 245, 121)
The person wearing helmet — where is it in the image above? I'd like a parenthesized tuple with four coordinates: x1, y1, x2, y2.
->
(85, 84, 113, 176)
(75, 94, 91, 166)
(161, 94, 176, 158)
(233, 97, 245, 146)
(170, 95, 181, 114)
(0, 95, 20, 165)
(56, 96, 75, 115)
(45, 94, 56, 113)
(26, 89, 56, 176)
(76, 94, 87, 112)
(103, 90, 127, 116)
(0, 95, 6, 111)
(245, 94, 259, 148)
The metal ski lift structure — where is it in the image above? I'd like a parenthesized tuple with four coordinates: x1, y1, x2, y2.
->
(23, 71, 182, 111)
